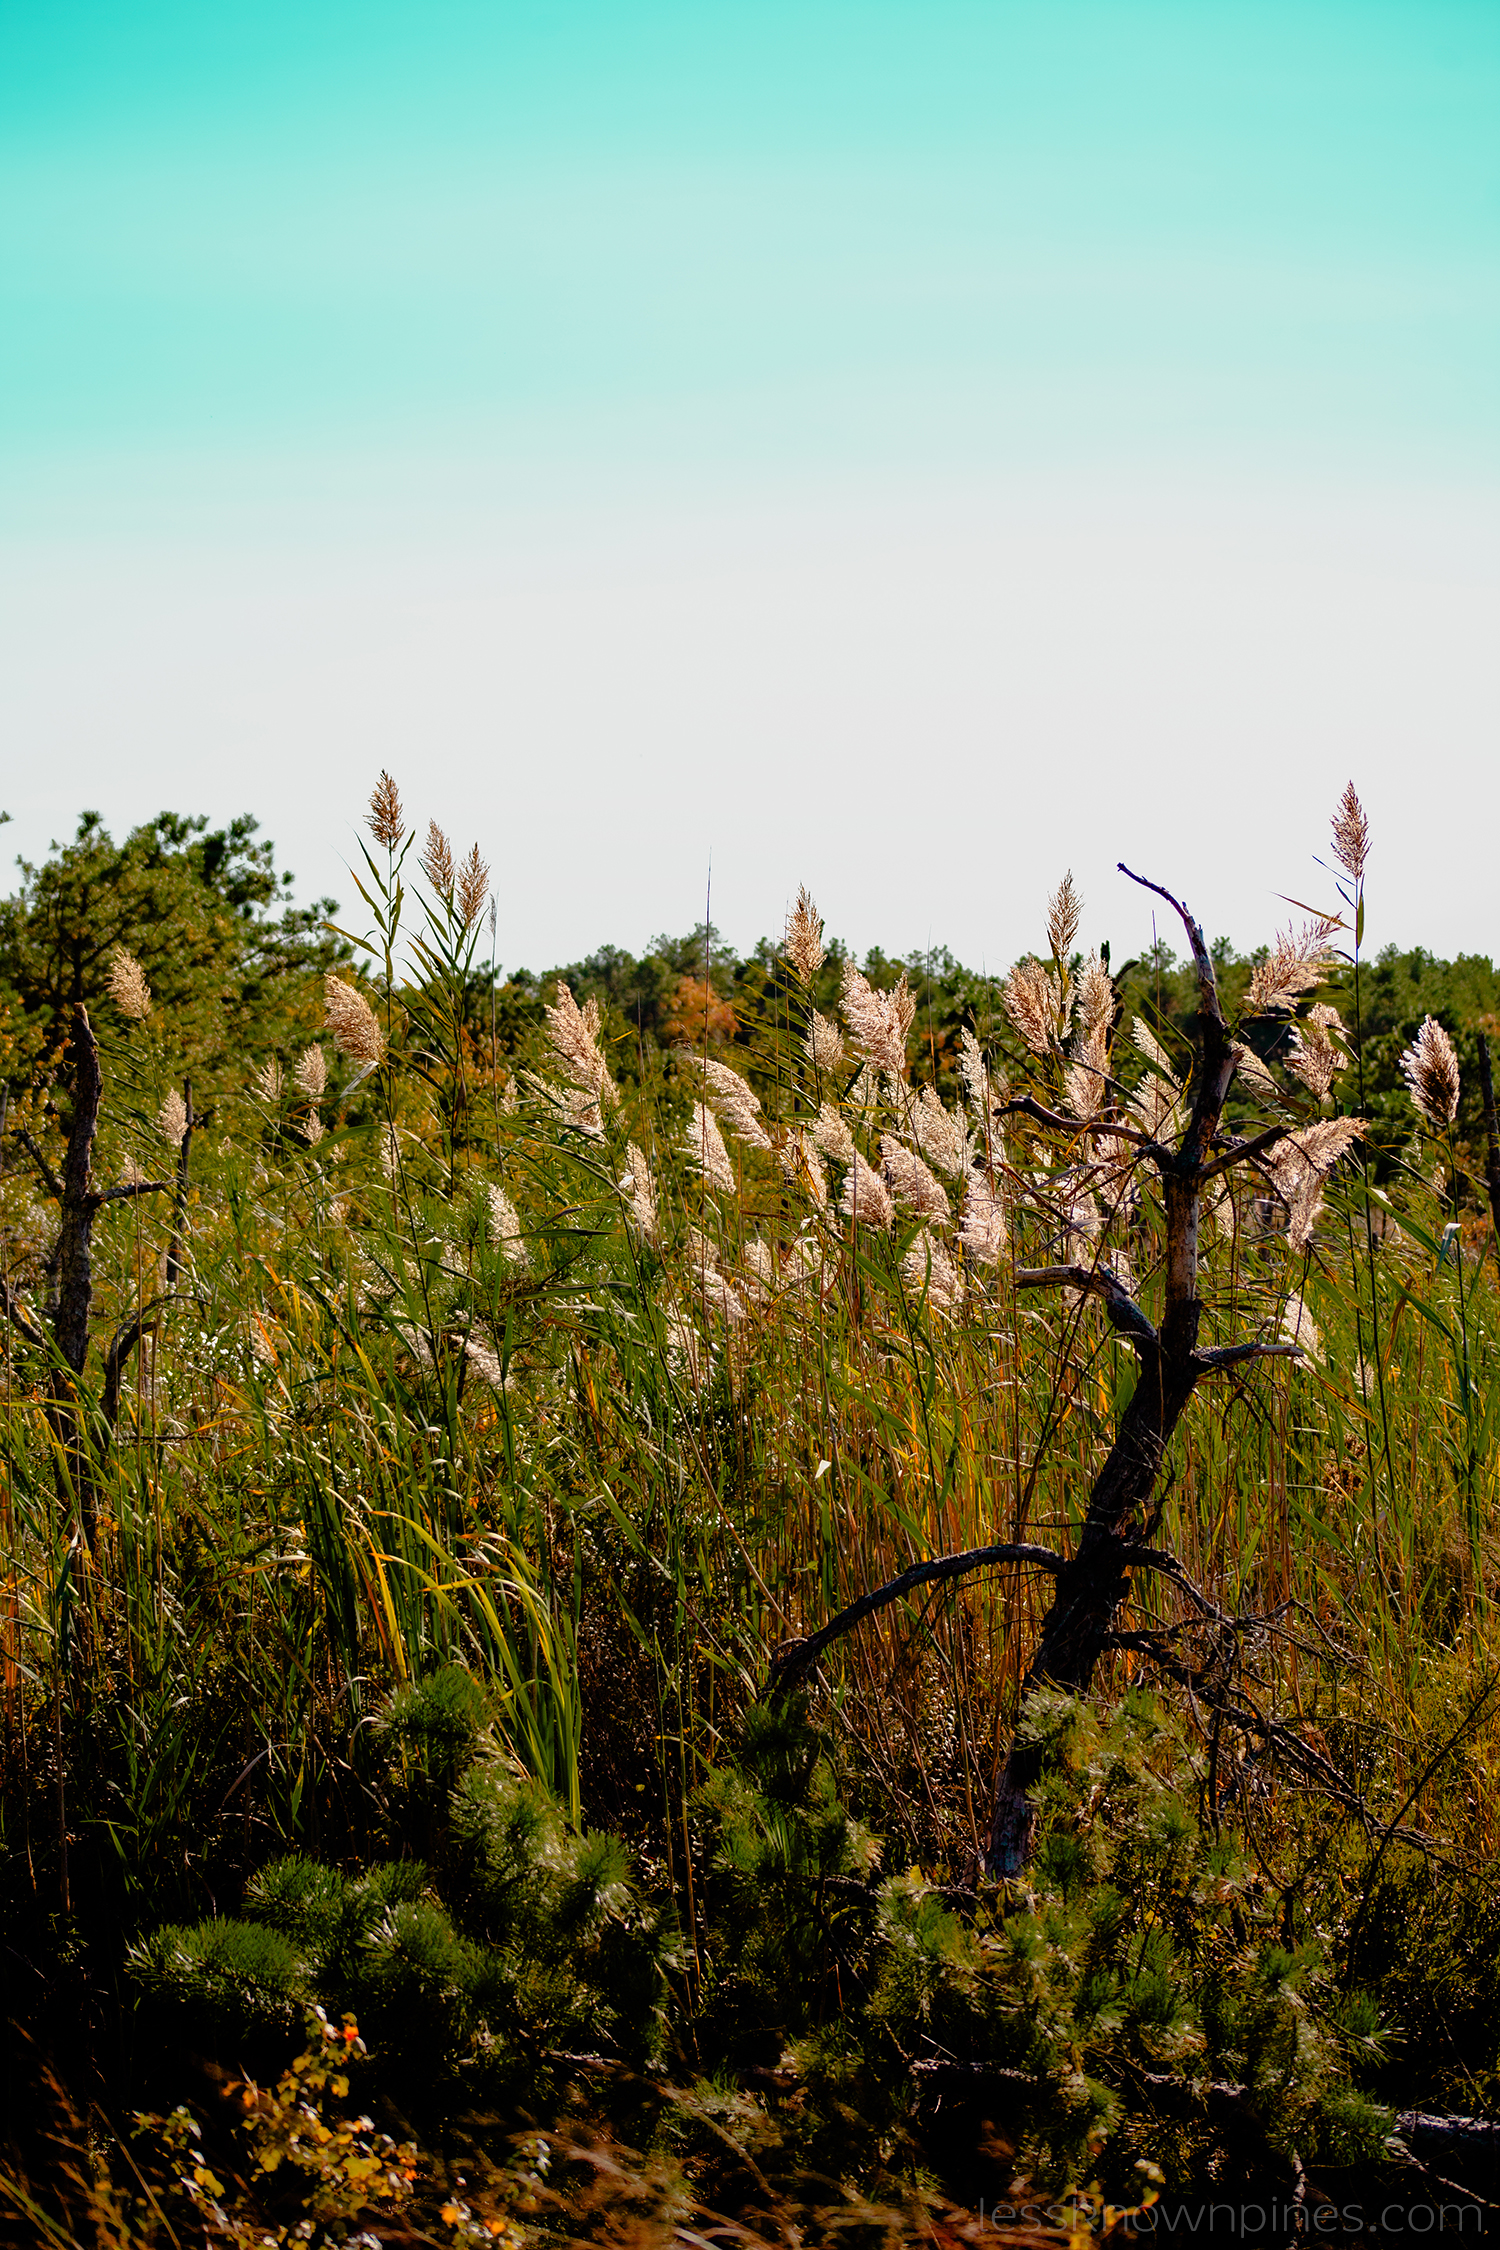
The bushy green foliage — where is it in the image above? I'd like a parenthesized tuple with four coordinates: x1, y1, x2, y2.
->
(128, 1668, 678, 2104)
(0, 808, 342, 1080)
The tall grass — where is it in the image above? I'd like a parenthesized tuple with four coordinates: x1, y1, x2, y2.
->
(2, 778, 1498, 1975)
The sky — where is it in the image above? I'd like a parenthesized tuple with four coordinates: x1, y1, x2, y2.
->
(0, 0, 1496, 974)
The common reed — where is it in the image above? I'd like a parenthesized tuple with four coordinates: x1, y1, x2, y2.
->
(5, 773, 1500, 2222)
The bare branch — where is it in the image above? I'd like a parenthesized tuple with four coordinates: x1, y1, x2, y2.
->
(1119, 1543, 1229, 1621)
(1117, 863, 1223, 1027)
(1196, 1122, 1295, 1185)
(767, 1541, 1062, 1697)
(0, 1277, 48, 1351)
(102, 1291, 202, 1427)
(1014, 1264, 1159, 1351)
(97, 1179, 174, 1205)
(7, 1127, 63, 1204)
(993, 1091, 1163, 1156)
(1193, 1340, 1303, 1372)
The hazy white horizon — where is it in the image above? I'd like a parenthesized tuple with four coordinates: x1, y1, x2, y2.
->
(3, 1, 1495, 975)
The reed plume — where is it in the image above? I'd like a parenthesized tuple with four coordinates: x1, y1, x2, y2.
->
(324, 976, 386, 1068)
(1004, 959, 1064, 1056)
(784, 886, 826, 985)
(1285, 1004, 1347, 1102)
(367, 770, 405, 850)
(1064, 968, 1112, 1120)
(1400, 1014, 1460, 1129)
(959, 1166, 1007, 1265)
(840, 1150, 894, 1232)
(688, 1055, 773, 1151)
(1231, 1042, 1281, 1102)
(777, 1129, 829, 1206)
(1265, 1115, 1365, 1250)
(742, 1237, 778, 1296)
(543, 982, 617, 1107)
(1280, 1291, 1323, 1364)
(1245, 916, 1342, 1015)
(810, 1103, 855, 1169)
(487, 1184, 528, 1266)
(912, 1085, 971, 1179)
(901, 1228, 963, 1316)
(1046, 870, 1083, 963)
(807, 1012, 845, 1072)
(880, 1135, 950, 1221)
(421, 820, 456, 898)
(463, 1336, 507, 1390)
(256, 1057, 284, 1103)
(685, 1102, 737, 1196)
(1331, 782, 1370, 885)
(157, 1089, 188, 1149)
(108, 947, 152, 1021)
(457, 844, 490, 929)
(622, 1143, 659, 1245)
(294, 1044, 327, 1099)
(840, 963, 914, 1078)
(300, 1112, 325, 1147)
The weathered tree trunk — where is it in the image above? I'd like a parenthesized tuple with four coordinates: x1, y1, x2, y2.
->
(1477, 1032, 1500, 1255)
(2, 1006, 175, 1552)
(988, 876, 1238, 1873)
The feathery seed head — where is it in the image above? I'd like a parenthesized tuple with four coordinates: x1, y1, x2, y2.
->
(622, 1141, 659, 1245)
(959, 1166, 1007, 1266)
(157, 1089, 188, 1150)
(840, 963, 913, 1078)
(807, 1011, 845, 1072)
(1005, 959, 1065, 1056)
(689, 1055, 772, 1150)
(880, 1134, 950, 1220)
(810, 1102, 856, 1168)
(1280, 1292, 1323, 1364)
(367, 771, 406, 850)
(1077, 951, 1114, 1035)
(456, 843, 490, 929)
(784, 886, 826, 985)
(294, 1044, 327, 1100)
(487, 1183, 528, 1266)
(1245, 916, 1342, 1016)
(464, 1337, 507, 1391)
(1330, 782, 1370, 885)
(685, 1101, 737, 1196)
(300, 1112, 325, 1146)
(1231, 1042, 1281, 1102)
(1046, 871, 1083, 964)
(421, 820, 455, 897)
(544, 982, 617, 1105)
(777, 1128, 829, 1206)
(1285, 1008, 1347, 1102)
(840, 1149, 894, 1231)
(108, 947, 152, 1021)
(912, 1085, 971, 1179)
(324, 976, 386, 1068)
(256, 1057, 284, 1103)
(901, 1228, 964, 1317)
(1400, 1015, 1460, 1129)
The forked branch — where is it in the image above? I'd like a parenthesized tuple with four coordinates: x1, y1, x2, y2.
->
(768, 1541, 1062, 1697)
(1014, 1264, 1159, 1351)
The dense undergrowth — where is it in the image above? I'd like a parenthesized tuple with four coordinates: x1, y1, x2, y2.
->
(2, 780, 1499, 2242)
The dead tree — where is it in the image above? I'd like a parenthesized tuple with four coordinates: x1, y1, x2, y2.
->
(1, 1005, 179, 1550)
(771, 869, 1351, 1874)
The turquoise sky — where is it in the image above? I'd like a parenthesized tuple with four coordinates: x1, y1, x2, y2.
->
(4, 0, 1496, 478)
(1, 2, 1496, 964)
